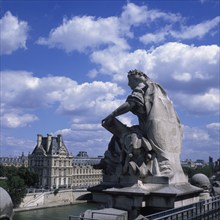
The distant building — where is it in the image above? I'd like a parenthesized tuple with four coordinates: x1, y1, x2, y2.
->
(209, 156, 214, 170)
(181, 159, 196, 168)
(73, 151, 103, 166)
(214, 158, 220, 177)
(2, 136, 104, 190)
(28, 134, 73, 189)
(194, 159, 206, 168)
(72, 151, 103, 188)
(0, 152, 28, 167)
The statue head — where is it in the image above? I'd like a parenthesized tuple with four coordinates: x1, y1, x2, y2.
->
(127, 69, 149, 89)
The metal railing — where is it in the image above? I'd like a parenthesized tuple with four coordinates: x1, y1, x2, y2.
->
(146, 195, 220, 220)
(68, 196, 220, 220)
(69, 211, 127, 220)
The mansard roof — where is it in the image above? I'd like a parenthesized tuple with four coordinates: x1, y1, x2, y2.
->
(31, 134, 70, 156)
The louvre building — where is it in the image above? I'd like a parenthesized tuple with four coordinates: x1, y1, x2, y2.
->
(28, 134, 102, 189)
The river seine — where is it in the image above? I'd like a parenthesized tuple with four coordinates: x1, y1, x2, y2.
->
(14, 203, 99, 220)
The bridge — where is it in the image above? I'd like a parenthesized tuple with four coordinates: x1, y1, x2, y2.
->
(69, 195, 220, 220)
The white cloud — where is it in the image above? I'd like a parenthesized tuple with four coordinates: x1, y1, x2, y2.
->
(206, 123, 220, 144)
(206, 122, 220, 130)
(0, 11, 29, 55)
(170, 16, 220, 39)
(0, 135, 36, 156)
(182, 123, 220, 160)
(120, 3, 148, 27)
(90, 46, 156, 82)
(121, 3, 182, 24)
(55, 126, 112, 156)
(172, 72, 192, 82)
(36, 2, 219, 56)
(139, 31, 168, 44)
(36, 3, 183, 53)
(90, 42, 219, 115)
(37, 15, 128, 52)
(175, 88, 220, 114)
(183, 125, 210, 141)
(91, 42, 219, 83)
(140, 16, 220, 44)
(1, 112, 38, 128)
(1, 70, 125, 127)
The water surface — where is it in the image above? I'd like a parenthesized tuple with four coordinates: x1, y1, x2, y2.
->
(14, 203, 99, 220)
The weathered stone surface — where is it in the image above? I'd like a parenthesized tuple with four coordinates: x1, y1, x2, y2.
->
(83, 208, 128, 220)
(0, 187, 14, 220)
(97, 69, 187, 185)
(88, 70, 204, 219)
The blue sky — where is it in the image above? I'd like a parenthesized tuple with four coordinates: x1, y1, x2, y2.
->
(1, 0, 219, 161)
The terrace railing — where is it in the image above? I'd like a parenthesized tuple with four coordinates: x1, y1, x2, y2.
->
(146, 195, 220, 220)
(68, 195, 220, 220)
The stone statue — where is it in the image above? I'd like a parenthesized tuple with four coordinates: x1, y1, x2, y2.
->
(96, 69, 186, 184)
(0, 187, 14, 220)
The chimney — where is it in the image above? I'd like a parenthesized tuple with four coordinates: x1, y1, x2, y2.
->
(47, 134, 52, 152)
(37, 134, 42, 148)
(57, 134, 62, 147)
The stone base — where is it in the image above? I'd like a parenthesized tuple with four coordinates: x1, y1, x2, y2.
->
(83, 208, 128, 220)
(88, 176, 203, 219)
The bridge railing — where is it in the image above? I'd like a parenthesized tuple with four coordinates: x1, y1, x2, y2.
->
(68, 195, 220, 220)
(69, 211, 127, 220)
(146, 195, 220, 220)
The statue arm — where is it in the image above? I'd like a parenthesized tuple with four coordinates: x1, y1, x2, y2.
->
(111, 101, 135, 117)
(102, 101, 135, 123)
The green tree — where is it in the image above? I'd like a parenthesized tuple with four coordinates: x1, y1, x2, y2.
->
(0, 164, 6, 176)
(18, 166, 39, 187)
(0, 178, 8, 190)
(182, 165, 213, 179)
(198, 165, 213, 177)
(7, 175, 26, 207)
(0, 165, 38, 207)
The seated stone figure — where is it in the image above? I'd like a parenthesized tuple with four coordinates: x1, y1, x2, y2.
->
(96, 69, 186, 184)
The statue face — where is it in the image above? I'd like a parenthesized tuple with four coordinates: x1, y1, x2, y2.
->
(128, 74, 139, 89)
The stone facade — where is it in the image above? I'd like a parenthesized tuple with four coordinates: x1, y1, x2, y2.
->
(0, 153, 28, 167)
(72, 151, 103, 188)
(28, 136, 102, 190)
(28, 134, 73, 189)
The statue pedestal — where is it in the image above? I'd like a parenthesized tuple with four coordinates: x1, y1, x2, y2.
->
(88, 176, 203, 220)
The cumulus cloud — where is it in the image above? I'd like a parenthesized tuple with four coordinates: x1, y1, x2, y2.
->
(183, 125, 210, 141)
(174, 88, 219, 114)
(1, 113, 38, 128)
(91, 43, 219, 82)
(36, 3, 183, 53)
(206, 123, 220, 143)
(119, 3, 181, 29)
(206, 122, 220, 130)
(182, 124, 219, 160)
(140, 16, 220, 44)
(0, 11, 29, 55)
(54, 126, 111, 156)
(139, 30, 168, 45)
(36, 2, 219, 59)
(37, 15, 128, 52)
(170, 16, 220, 39)
(90, 46, 156, 81)
(1, 70, 125, 127)
(90, 42, 219, 115)
(1, 135, 36, 156)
